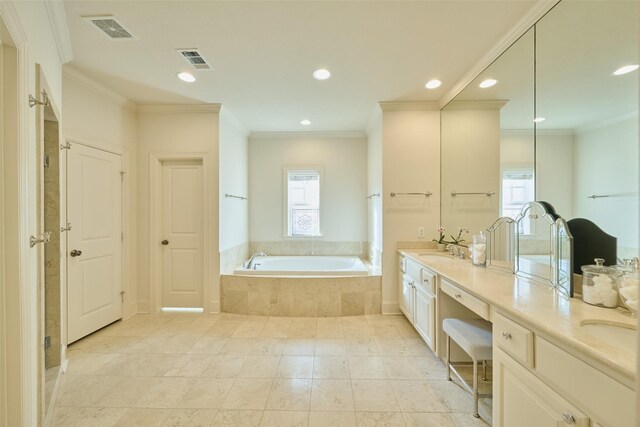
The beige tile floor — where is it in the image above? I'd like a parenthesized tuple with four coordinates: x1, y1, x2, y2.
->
(53, 313, 491, 426)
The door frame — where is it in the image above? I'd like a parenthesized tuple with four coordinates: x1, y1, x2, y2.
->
(0, 4, 38, 425)
(149, 152, 212, 312)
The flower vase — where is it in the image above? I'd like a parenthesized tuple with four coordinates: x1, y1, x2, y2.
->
(437, 243, 446, 251)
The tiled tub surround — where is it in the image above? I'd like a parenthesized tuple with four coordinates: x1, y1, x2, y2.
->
(249, 241, 367, 258)
(220, 242, 250, 274)
(221, 275, 381, 317)
(53, 312, 490, 426)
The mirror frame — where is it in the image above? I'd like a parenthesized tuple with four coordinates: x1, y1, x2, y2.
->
(515, 201, 558, 286)
(486, 216, 516, 273)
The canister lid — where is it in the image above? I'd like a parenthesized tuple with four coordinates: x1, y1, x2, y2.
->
(581, 258, 620, 276)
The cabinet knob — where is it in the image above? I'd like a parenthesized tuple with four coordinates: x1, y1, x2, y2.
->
(561, 412, 576, 424)
(502, 332, 512, 340)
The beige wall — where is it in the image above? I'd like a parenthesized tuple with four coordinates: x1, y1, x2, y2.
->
(248, 134, 368, 253)
(381, 106, 441, 314)
(367, 111, 383, 267)
(441, 107, 501, 237)
(62, 68, 139, 319)
(573, 116, 638, 258)
(219, 108, 249, 272)
(137, 106, 220, 313)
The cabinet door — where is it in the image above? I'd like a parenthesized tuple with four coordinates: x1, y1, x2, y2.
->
(494, 349, 590, 427)
(414, 285, 435, 352)
(399, 275, 414, 323)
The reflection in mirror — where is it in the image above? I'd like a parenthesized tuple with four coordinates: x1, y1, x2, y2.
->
(555, 218, 574, 297)
(486, 216, 515, 273)
(536, 0, 639, 260)
(515, 201, 558, 285)
(441, 28, 535, 237)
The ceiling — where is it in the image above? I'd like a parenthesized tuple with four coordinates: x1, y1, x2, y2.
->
(62, 0, 541, 132)
(449, 0, 639, 131)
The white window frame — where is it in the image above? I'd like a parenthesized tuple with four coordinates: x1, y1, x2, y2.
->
(501, 166, 536, 236)
(282, 165, 324, 238)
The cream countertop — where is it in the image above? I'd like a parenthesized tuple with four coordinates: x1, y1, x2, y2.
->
(399, 249, 637, 387)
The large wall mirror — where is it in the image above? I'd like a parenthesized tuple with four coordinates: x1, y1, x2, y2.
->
(441, 0, 639, 264)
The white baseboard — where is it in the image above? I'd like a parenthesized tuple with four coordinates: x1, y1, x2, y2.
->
(209, 300, 221, 314)
(44, 360, 67, 427)
(382, 300, 401, 315)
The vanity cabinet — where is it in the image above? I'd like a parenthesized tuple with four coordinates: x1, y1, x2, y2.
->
(399, 256, 437, 352)
(494, 311, 634, 427)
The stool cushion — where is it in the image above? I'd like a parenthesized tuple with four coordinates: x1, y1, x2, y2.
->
(443, 318, 493, 361)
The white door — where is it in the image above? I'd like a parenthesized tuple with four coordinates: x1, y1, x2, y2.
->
(161, 160, 203, 308)
(67, 144, 122, 343)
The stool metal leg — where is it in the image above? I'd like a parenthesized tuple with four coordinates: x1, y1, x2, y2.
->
(446, 335, 451, 381)
(472, 358, 479, 418)
(482, 360, 487, 381)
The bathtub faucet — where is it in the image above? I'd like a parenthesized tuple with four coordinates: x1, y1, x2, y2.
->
(244, 252, 267, 269)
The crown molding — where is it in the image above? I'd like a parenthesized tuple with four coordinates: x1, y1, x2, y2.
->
(138, 104, 222, 114)
(378, 101, 440, 111)
(249, 131, 366, 140)
(63, 66, 137, 112)
(576, 111, 638, 135)
(220, 107, 250, 138)
(439, 0, 559, 109)
(44, 0, 73, 63)
(0, 1, 28, 46)
(444, 100, 508, 110)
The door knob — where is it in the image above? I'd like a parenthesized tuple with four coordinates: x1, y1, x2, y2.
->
(161, 240, 169, 246)
(70, 249, 82, 257)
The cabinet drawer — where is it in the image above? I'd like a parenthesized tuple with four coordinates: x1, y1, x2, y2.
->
(494, 312, 534, 368)
(440, 279, 489, 320)
(399, 256, 406, 274)
(420, 269, 436, 294)
(406, 259, 421, 283)
(536, 337, 635, 427)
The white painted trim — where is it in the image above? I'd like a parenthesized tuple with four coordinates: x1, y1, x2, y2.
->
(149, 152, 212, 313)
(220, 107, 250, 138)
(209, 300, 221, 314)
(378, 101, 440, 111)
(62, 67, 137, 112)
(249, 131, 366, 140)
(138, 104, 221, 114)
(575, 111, 639, 135)
(137, 300, 150, 314)
(439, 0, 560, 108)
(382, 301, 401, 315)
(443, 100, 508, 110)
(0, 27, 6, 427)
(44, 0, 73, 63)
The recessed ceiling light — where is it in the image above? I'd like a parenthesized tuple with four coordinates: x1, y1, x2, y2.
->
(425, 79, 442, 89)
(313, 69, 331, 80)
(534, 117, 546, 123)
(300, 119, 311, 126)
(613, 64, 639, 75)
(177, 72, 196, 83)
(479, 79, 498, 88)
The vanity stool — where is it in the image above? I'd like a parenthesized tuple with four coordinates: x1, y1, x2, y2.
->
(443, 318, 493, 418)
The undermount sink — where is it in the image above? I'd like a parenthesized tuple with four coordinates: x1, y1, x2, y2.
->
(579, 319, 637, 352)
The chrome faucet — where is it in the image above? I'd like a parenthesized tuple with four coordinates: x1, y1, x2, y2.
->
(244, 251, 267, 269)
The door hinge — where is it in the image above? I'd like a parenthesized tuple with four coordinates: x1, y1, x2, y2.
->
(29, 91, 50, 108)
(120, 171, 125, 182)
(60, 142, 71, 150)
(44, 335, 51, 350)
(43, 154, 50, 168)
(120, 291, 125, 302)
(61, 222, 72, 233)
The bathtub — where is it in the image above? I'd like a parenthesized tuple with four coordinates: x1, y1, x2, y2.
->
(233, 255, 369, 276)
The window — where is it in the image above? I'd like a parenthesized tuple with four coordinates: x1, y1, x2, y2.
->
(285, 168, 321, 237)
(501, 169, 535, 234)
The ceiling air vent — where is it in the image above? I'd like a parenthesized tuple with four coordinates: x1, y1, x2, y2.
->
(177, 49, 212, 70)
(85, 16, 135, 40)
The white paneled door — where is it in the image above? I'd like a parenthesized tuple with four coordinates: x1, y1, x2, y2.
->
(67, 144, 122, 343)
(161, 160, 203, 308)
